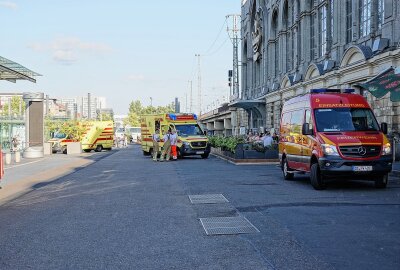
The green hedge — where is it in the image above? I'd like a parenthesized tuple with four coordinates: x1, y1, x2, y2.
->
(208, 136, 246, 153)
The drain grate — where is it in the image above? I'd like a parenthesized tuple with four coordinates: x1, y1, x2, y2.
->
(200, 216, 260, 235)
(188, 194, 229, 204)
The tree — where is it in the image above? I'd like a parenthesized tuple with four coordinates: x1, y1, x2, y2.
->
(126, 100, 143, 126)
(99, 113, 113, 121)
(44, 117, 63, 140)
(126, 100, 174, 127)
(1, 96, 25, 117)
(59, 120, 87, 141)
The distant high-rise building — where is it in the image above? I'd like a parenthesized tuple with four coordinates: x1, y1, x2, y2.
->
(58, 94, 108, 120)
(175, 97, 180, 113)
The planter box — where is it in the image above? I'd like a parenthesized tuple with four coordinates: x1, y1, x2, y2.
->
(43, 142, 52, 155)
(243, 150, 264, 159)
(67, 142, 82, 155)
(211, 146, 278, 161)
(264, 150, 279, 159)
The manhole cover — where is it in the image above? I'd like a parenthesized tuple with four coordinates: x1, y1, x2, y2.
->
(188, 194, 229, 204)
(200, 216, 260, 235)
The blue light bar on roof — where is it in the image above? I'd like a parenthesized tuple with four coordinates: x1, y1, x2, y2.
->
(311, 88, 328, 93)
(311, 88, 342, 94)
(343, 89, 355, 93)
(168, 114, 177, 120)
(193, 114, 197, 120)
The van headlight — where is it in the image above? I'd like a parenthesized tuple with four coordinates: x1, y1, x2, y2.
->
(322, 144, 339, 156)
(183, 141, 190, 147)
(382, 143, 391, 155)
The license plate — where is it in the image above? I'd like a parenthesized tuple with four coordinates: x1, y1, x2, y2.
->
(352, 166, 373, 172)
(196, 151, 204, 154)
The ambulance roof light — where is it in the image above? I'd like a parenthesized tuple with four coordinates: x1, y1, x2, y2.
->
(311, 88, 340, 93)
(310, 88, 355, 94)
(343, 89, 355, 93)
(193, 114, 197, 120)
(168, 114, 177, 120)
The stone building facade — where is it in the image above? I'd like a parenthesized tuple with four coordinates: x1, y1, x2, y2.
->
(240, 0, 400, 134)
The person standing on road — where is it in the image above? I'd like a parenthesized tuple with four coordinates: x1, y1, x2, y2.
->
(123, 134, 128, 148)
(170, 129, 178, 160)
(152, 129, 160, 161)
(160, 129, 171, 162)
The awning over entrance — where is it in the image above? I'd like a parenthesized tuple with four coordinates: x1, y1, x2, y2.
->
(229, 99, 265, 110)
(0, 56, 41, 83)
(359, 67, 400, 102)
(229, 99, 266, 130)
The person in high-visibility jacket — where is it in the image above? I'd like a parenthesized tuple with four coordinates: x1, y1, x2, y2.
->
(170, 129, 178, 160)
(160, 130, 171, 162)
(152, 129, 160, 161)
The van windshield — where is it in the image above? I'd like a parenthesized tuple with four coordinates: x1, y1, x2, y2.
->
(175, 124, 203, 137)
(314, 108, 380, 132)
(129, 128, 141, 134)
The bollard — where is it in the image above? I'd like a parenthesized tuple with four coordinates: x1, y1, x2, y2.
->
(5, 152, 11, 165)
(15, 151, 21, 163)
(0, 150, 4, 179)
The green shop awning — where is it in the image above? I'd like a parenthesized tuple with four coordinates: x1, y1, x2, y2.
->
(359, 67, 400, 102)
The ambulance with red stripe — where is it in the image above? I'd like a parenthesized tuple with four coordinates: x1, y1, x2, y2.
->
(49, 121, 114, 154)
(141, 113, 210, 158)
(279, 89, 392, 190)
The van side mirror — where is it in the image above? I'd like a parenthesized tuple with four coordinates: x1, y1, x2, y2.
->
(302, 123, 313, 135)
(381, 122, 388, 134)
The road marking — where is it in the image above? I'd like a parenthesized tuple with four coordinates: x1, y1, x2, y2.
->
(4, 158, 46, 170)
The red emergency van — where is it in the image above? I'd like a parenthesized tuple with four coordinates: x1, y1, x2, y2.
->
(279, 89, 392, 190)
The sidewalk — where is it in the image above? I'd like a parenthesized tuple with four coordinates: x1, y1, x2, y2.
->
(391, 160, 400, 178)
(0, 152, 105, 205)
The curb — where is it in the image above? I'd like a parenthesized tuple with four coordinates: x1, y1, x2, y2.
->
(211, 153, 279, 166)
(390, 170, 400, 178)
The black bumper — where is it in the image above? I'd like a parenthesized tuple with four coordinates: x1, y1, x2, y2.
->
(318, 155, 393, 177)
(179, 144, 211, 156)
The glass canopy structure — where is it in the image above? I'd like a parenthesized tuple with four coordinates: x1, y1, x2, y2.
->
(0, 56, 41, 83)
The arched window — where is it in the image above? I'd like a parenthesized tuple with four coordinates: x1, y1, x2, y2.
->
(242, 42, 248, 92)
(346, 0, 353, 43)
(296, 0, 301, 65)
(283, 1, 289, 72)
(330, 0, 334, 39)
(272, 11, 279, 76)
(378, 0, 385, 29)
(310, 13, 316, 60)
(319, 4, 327, 57)
(290, 2, 296, 69)
(359, 0, 371, 37)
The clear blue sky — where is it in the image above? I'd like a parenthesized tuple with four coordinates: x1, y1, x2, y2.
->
(0, 0, 240, 114)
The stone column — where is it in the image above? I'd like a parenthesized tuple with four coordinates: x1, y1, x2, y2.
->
(23, 92, 44, 158)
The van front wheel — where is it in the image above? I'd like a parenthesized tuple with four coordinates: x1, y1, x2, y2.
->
(282, 158, 294, 180)
(201, 153, 209, 159)
(310, 163, 326, 190)
(375, 173, 388, 189)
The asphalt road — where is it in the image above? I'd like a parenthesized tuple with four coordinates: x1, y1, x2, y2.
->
(0, 145, 399, 270)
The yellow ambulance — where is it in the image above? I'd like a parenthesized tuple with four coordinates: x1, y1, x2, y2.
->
(140, 113, 210, 158)
(49, 121, 114, 154)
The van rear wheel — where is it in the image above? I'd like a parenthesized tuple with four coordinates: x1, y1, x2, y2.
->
(282, 158, 294, 180)
(375, 173, 388, 188)
(95, 145, 103, 152)
(310, 163, 326, 190)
